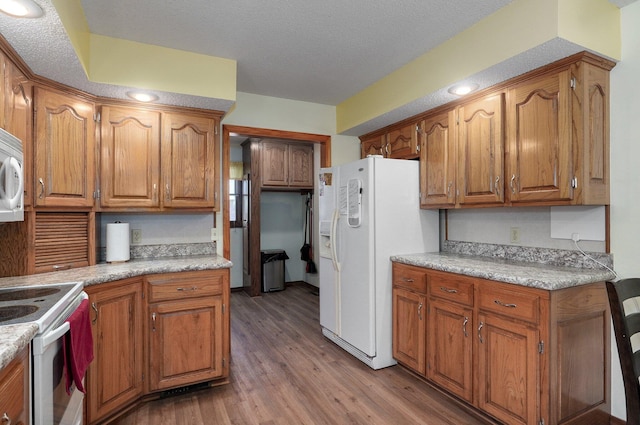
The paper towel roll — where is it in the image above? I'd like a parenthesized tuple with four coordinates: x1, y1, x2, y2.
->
(106, 222, 130, 262)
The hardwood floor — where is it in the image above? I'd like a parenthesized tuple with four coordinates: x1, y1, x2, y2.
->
(113, 284, 492, 425)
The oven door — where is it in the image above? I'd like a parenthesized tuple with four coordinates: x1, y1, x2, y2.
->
(31, 293, 87, 425)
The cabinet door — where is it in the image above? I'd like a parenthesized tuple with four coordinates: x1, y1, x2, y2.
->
(360, 134, 386, 158)
(477, 312, 540, 425)
(100, 106, 161, 208)
(3, 60, 33, 207)
(392, 287, 426, 375)
(0, 346, 29, 425)
(457, 93, 504, 205)
(148, 296, 224, 391)
(288, 143, 314, 188)
(34, 87, 96, 207)
(427, 298, 473, 402)
(162, 113, 217, 208)
(420, 110, 456, 208)
(86, 279, 143, 424)
(388, 123, 419, 159)
(507, 70, 573, 203)
(261, 141, 288, 187)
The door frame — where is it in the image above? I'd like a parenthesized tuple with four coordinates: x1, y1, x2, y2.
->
(222, 125, 331, 296)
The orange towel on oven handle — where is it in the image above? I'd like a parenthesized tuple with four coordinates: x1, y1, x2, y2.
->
(63, 298, 94, 394)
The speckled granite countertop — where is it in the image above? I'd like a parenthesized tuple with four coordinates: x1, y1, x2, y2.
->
(391, 251, 616, 290)
(0, 255, 232, 370)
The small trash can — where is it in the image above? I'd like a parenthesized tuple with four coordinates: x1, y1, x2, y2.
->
(261, 249, 289, 292)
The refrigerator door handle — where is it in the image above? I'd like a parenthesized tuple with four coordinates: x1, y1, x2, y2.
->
(330, 209, 341, 272)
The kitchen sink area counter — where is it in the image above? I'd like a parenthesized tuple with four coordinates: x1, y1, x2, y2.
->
(391, 251, 616, 290)
(0, 255, 232, 370)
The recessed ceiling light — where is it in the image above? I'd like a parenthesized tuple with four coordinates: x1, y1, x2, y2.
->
(126, 91, 159, 103)
(0, 0, 43, 18)
(447, 83, 479, 96)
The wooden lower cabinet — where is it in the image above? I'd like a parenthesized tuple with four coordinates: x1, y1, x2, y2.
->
(146, 269, 228, 392)
(85, 278, 144, 424)
(391, 262, 611, 425)
(392, 287, 426, 375)
(0, 345, 29, 425)
(85, 269, 230, 424)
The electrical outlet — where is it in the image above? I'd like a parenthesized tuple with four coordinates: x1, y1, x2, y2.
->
(131, 229, 142, 245)
(211, 228, 218, 241)
(509, 227, 521, 243)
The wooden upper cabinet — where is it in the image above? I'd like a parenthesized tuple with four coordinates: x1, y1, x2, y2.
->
(387, 123, 419, 159)
(162, 112, 218, 209)
(260, 140, 314, 189)
(100, 105, 161, 208)
(2, 57, 33, 207)
(420, 110, 456, 208)
(457, 93, 504, 206)
(288, 143, 314, 187)
(360, 134, 386, 158)
(506, 70, 573, 204)
(34, 87, 96, 207)
(261, 140, 288, 187)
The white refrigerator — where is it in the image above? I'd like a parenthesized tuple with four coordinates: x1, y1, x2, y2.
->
(317, 156, 439, 369)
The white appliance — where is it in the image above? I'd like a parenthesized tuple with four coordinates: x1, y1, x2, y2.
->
(0, 127, 24, 222)
(318, 156, 439, 369)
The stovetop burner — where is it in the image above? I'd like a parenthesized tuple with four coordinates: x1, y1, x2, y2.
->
(0, 282, 84, 331)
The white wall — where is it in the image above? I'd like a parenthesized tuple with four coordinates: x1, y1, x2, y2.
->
(609, 1, 640, 420)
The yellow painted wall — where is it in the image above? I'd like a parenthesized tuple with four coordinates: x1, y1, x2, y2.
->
(336, 0, 620, 134)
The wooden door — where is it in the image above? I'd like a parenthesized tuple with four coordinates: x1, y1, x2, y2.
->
(33, 87, 95, 207)
(476, 312, 540, 425)
(388, 123, 418, 159)
(148, 296, 224, 391)
(162, 113, 217, 209)
(100, 105, 161, 208)
(86, 279, 143, 424)
(288, 143, 314, 188)
(3, 60, 32, 207)
(261, 141, 288, 187)
(0, 346, 29, 425)
(392, 287, 426, 375)
(360, 134, 386, 158)
(420, 110, 456, 208)
(427, 299, 473, 402)
(506, 70, 573, 203)
(457, 93, 504, 206)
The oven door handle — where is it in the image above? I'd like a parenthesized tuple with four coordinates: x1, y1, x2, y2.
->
(39, 322, 70, 351)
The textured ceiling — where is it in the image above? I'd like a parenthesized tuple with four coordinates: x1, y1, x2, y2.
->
(0, 0, 635, 136)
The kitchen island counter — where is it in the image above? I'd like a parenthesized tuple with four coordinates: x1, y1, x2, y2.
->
(391, 251, 616, 290)
(0, 255, 232, 370)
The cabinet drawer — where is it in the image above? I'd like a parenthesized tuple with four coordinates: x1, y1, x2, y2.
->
(392, 263, 427, 293)
(428, 271, 474, 306)
(477, 282, 541, 324)
(147, 270, 224, 302)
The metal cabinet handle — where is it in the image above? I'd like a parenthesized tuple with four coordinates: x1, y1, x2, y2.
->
(418, 302, 423, 321)
(447, 181, 453, 197)
(165, 183, 170, 201)
(439, 286, 458, 294)
(152, 312, 156, 331)
(494, 299, 517, 308)
(463, 316, 468, 337)
(2, 412, 12, 425)
(510, 174, 516, 194)
(402, 278, 415, 283)
(478, 321, 484, 343)
(176, 286, 198, 292)
(52, 264, 71, 271)
(91, 302, 98, 325)
(38, 178, 45, 199)
(495, 175, 500, 197)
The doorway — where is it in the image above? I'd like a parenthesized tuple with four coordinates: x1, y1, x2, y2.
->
(222, 125, 331, 296)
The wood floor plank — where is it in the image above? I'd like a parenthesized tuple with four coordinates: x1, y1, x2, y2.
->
(112, 284, 493, 425)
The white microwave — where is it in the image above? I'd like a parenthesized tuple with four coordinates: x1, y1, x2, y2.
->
(0, 127, 24, 223)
